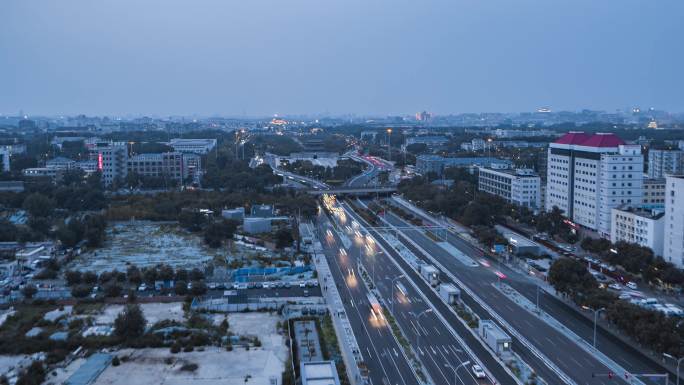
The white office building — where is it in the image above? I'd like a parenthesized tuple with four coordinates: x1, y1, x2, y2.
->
(92, 142, 129, 187)
(168, 138, 217, 154)
(546, 132, 643, 238)
(664, 176, 684, 268)
(648, 149, 684, 178)
(611, 207, 664, 257)
(478, 167, 541, 210)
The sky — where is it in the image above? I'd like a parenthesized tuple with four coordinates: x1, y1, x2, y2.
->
(1, 0, 683, 117)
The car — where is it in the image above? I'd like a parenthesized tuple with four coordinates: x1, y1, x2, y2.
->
(208, 283, 217, 290)
(608, 283, 622, 291)
(626, 281, 638, 290)
(471, 364, 486, 379)
(138, 284, 147, 291)
(255, 283, 263, 289)
(262, 283, 270, 289)
(303, 290, 309, 297)
(299, 282, 306, 288)
(618, 293, 632, 300)
(284, 282, 291, 289)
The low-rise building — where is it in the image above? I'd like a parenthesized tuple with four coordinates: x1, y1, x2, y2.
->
(478, 167, 541, 210)
(416, 155, 511, 176)
(222, 208, 245, 222)
(611, 206, 664, 256)
(0, 181, 24, 192)
(23, 167, 59, 178)
(243, 217, 272, 234)
(251, 204, 274, 218)
(168, 138, 217, 154)
(46, 157, 77, 170)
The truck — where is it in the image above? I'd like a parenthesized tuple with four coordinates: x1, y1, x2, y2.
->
(420, 264, 440, 287)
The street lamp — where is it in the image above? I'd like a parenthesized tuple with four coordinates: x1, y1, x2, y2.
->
(391, 274, 405, 314)
(582, 306, 606, 348)
(663, 353, 684, 385)
(387, 128, 393, 163)
(410, 309, 433, 349)
(444, 360, 471, 385)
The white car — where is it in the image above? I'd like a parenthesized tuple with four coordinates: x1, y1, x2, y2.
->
(626, 281, 638, 290)
(608, 283, 622, 291)
(471, 364, 486, 379)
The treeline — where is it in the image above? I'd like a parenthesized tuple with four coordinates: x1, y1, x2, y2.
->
(582, 239, 684, 287)
(281, 159, 364, 186)
(548, 258, 683, 357)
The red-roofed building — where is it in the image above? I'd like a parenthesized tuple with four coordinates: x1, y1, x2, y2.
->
(546, 132, 643, 238)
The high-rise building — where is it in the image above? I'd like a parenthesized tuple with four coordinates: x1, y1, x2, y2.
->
(647, 149, 684, 178)
(477, 167, 541, 210)
(642, 178, 666, 209)
(92, 142, 129, 187)
(546, 132, 643, 238)
(664, 176, 684, 268)
(0, 150, 9, 172)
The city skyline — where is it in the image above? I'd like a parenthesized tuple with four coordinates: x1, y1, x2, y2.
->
(2, 0, 683, 116)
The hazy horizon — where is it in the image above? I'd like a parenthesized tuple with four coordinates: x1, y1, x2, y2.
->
(2, 0, 683, 117)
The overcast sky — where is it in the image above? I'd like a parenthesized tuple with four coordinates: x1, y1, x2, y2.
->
(1, 0, 682, 117)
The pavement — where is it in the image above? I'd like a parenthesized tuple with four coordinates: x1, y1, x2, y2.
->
(380, 202, 670, 385)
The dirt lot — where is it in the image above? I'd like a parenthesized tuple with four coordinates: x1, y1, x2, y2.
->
(67, 221, 226, 273)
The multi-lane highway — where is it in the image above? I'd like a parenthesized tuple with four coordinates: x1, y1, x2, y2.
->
(378, 200, 664, 385)
(325, 198, 521, 385)
(317, 209, 420, 385)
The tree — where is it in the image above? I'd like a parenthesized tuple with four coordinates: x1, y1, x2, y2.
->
(190, 281, 207, 296)
(21, 285, 37, 299)
(82, 271, 98, 284)
(16, 361, 45, 385)
(275, 228, 294, 249)
(65, 270, 82, 286)
(548, 258, 597, 300)
(71, 284, 93, 298)
(174, 280, 188, 295)
(22, 193, 55, 218)
(203, 219, 238, 248)
(114, 304, 147, 339)
(0, 220, 18, 242)
(127, 265, 142, 285)
(103, 282, 123, 297)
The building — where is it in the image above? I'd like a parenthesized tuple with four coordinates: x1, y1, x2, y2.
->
(415, 155, 511, 176)
(23, 167, 59, 178)
(92, 142, 129, 187)
(0, 181, 24, 192)
(127, 152, 185, 181)
(611, 206, 664, 256)
(76, 160, 98, 174)
(0, 150, 9, 172)
(301, 361, 341, 385)
(545, 132, 643, 238)
(243, 217, 272, 234)
(664, 176, 684, 268)
(46, 157, 76, 170)
(648, 149, 684, 178)
(251, 204, 274, 218)
(168, 138, 217, 154)
(478, 320, 512, 358)
(642, 178, 666, 209)
(461, 138, 487, 152)
(221, 208, 245, 222)
(0, 144, 26, 155)
(478, 167, 541, 210)
(493, 128, 556, 138)
(404, 136, 448, 150)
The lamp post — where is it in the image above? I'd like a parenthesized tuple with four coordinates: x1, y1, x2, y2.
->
(582, 306, 606, 348)
(391, 274, 405, 314)
(387, 128, 392, 163)
(663, 353, 684, 385)
(410, 309, 433, 349)
(444, 360, 471, 385)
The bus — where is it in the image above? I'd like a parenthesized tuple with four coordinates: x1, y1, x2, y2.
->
(367, 292, 383, 320)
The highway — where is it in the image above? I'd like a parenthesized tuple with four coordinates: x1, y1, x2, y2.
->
(388, 203, 673, 383)
(316, 209, 420, 385)
(331, 199, 520, 385)
(378, 203, 659, 385)
(346, 153, 381, 187)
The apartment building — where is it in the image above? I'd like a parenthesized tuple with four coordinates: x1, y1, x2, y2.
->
(664, 176, 684, 268)
(648, 149, 684, 178)
(478, 167, 541, 210)
(545, 132, 643, 238)
(611, 207, 664, 256)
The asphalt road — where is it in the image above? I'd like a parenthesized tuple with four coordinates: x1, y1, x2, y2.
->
(388, 201, 677, 383)
(317, 211, 420, 385)
(336, 202, 519, 385)
(379, 207, 654, 385)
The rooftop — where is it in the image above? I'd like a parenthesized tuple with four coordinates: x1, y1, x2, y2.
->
(553, 132, 626, 148)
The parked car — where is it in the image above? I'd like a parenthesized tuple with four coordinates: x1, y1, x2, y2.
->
(471, 364, 486, 379)
(626, 281, 638, 290)
(299, 282, 306, 288)
(608, 283, 622, 291)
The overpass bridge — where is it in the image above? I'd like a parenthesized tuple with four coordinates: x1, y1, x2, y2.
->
(307, 186, 397, 196)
